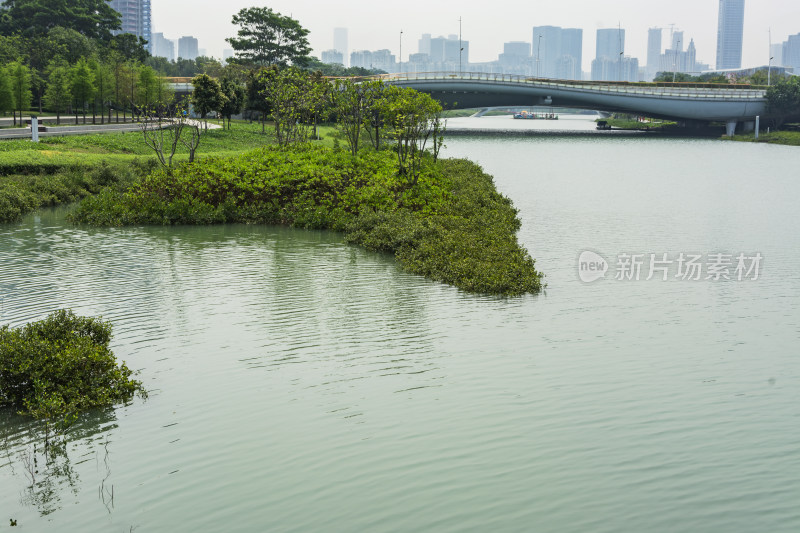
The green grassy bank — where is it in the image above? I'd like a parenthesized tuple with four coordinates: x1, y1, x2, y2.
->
(0, 121, 279, 222)
(69, 145, 543, 295)
(723, 130, 800, 146)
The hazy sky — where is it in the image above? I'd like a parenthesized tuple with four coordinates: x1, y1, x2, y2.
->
(153, 0, 798, 70)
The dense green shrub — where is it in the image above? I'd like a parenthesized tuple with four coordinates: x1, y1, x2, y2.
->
(70, 145, 544, 295)
(0, 161, 145, 222)
(0, 310, 146, 427)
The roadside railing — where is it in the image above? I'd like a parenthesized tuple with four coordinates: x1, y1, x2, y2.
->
(372, 71, 767, 100)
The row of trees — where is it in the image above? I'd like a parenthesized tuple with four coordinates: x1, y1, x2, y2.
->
(251, 68, 445, 184)
(0, 55, 172, 125)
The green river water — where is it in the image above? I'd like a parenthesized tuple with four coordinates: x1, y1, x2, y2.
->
(1, 116, 798, 531)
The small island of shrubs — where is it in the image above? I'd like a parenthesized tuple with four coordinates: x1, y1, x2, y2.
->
(68, 71, 544, 296)
(0, 310, 146, 430)
(70, 144, 543, 295)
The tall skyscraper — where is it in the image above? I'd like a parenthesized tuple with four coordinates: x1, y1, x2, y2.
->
(647, 28, 663, 79)
(592, 28, 637, 82)
(671, 31, 685, 52)
(783, 33, 800, 74)
(716, 0, 745, 70)
(418, 34, 432, 55)
(334, 28, 349, 67)
(596, 28, 625, 62)
(532, 26, 582, 79)
(178, 36, 199, 61)
(108, 0, 151, 47)
(321, 49, 344, 65)
(151, 32, 175, 62)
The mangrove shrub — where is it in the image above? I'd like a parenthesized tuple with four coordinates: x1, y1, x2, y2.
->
(0, 310, 146, 428)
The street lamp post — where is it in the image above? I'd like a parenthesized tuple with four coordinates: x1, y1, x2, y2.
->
(672, 40, 681, 83)
(399, 30, 403, 74)
(536, 35, 542, 78)
(459, 17, 463, 75)
(768, 28, 773, 86)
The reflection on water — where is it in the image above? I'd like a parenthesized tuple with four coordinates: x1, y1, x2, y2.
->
(1, 128, 799, 532)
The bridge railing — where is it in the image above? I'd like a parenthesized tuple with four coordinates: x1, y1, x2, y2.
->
(376, 71, 767, 99)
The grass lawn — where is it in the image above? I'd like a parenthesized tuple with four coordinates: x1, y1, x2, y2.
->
(723, 130, 800, 146)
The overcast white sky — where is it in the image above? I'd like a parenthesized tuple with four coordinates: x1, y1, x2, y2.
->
(153, 0, 798, 70)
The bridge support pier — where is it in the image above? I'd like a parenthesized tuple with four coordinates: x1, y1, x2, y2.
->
(725, 120, 737, 137)
(741, 121, 755, 133)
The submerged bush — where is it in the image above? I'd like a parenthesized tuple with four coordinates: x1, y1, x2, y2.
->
(0, 310, 146, 428)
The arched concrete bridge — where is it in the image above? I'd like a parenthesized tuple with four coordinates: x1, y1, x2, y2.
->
(377, 72, 770, 135)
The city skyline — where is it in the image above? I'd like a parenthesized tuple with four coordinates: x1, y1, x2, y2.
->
(150, 0, 798, 72)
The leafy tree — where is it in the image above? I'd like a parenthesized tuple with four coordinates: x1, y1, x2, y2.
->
(218, 77, 245, 129)
(0, 0, 121, 40)
(331, 78, 368, 156)
(0, 34, 23, 64)
(362, 80, 390, 150)
(260, 67, 309, 146)
(245, 66, 273, 133)
(226, 7, 311, 67)
(766, 77, 800, 129)
(137, 65, 161, 107)
(43, 62, 71, 124)
(92, 59, 113, 124)
(0, 67, 14, 117)
(191, 73, 224, 128)
(654, 72, 697, 83)
(121, 61, 139, 121)
(45, 26, 96, 64)
(110, 33, 150, 63)
(108, 51, 127, 122)
(7, 60, 31, 126)
(304, 57, 386, 77)
(69, 57, 95, 124)
(383, 88, 442, 184)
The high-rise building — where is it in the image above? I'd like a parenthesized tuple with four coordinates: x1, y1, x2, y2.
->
(334, 28, 348, 67)
(593, 28, 638, 82)
(716, 0, 745, 70)
(428, 35, 469, 66)
(659, 37, 700, 76)
(783, 33, 800, 74)
(178, 36, 199, 61)
(418, 34, 432, 55)
(151, 32, 175, 62)
(321, 49, 344, 65)
(770, 43, 783, 67)
(671, 31, 685, 52)
(647, 28, 663, 80)
(498, 41, 531, 75)
(532, 26, 582, 79)
(109, 0, 151, 47)
(596, 28, 625, 62)
(560, 29, 583, 79)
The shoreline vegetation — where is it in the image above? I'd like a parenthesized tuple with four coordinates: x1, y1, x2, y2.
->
(2, 63, 546, 296)
(69, 144, 544, 296)
(722, 129, 800, 146)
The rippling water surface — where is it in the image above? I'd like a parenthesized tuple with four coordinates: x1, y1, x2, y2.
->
(1, 118, 799, 531)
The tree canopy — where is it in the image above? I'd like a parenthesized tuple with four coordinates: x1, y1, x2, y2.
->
(226, 7, 311, 67)
(0, 0, 121, 40)
(766, 77, 800, 128)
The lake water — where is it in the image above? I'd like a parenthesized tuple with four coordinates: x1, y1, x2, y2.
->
(1, 116, 799, 532)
